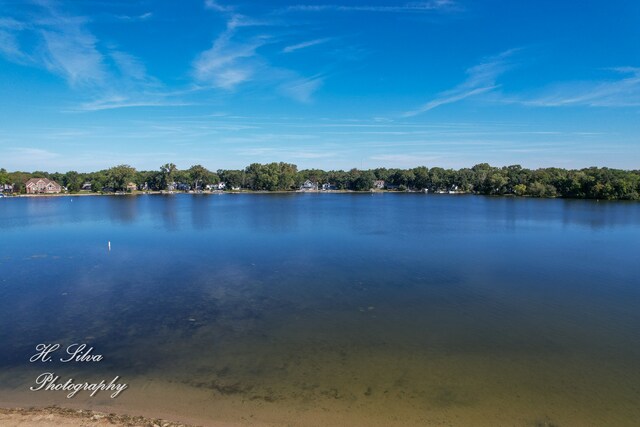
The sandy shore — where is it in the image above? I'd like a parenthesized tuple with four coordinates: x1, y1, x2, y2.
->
(0, 407, 200, 427)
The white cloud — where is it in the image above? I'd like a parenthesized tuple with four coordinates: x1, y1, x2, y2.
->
(511, 68, 640, 108)
(113, 12, 153, 22)
(0, 29, 27, 62)
(0, 3, 189, 111)
(204, 0, 234, 12)
(0, 18, 30, 63)
(40, 27, 107, 87)
(403, 49, 517, 116)
(285, 1, 458, 13)
(0, 5, 108, 87)
(77, 96, 191, 112)
(278, 75, 324, 103)
(110, 50, 153, 83)
(282, 38, 331, 53)
(192, 24, 268, 90)
(192, 12, 324, 102)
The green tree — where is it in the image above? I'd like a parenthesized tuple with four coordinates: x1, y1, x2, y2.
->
(187, 165, 213, 190)
(160, 163, 177, 189)
(412, 166, 429, 190)
(106, 165, 136, 191)
(218, 169, 244, 189)
(63, 171, 82, 193)
(0, 168, 9, 185)
(349, 169, 375, 191)
(513, 184, 527, 196)
(487, 171, 508, 195)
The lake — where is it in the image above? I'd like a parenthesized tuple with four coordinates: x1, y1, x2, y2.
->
(0, 194, 639, 426)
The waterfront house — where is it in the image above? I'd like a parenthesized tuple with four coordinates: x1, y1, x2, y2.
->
(300, 180, 318, 191)
(0, 183, 14, 193)
(385, 183, 400, 190)
(206, 182, 226, 191)
(322, 183, 337, 191)
(25, 178, 62, 194)
(81, 182, 92, 191)
(126, 182, 138, 192)
(373, 180, 385, 189)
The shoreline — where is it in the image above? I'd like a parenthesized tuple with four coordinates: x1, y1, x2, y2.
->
(3, 189, 459, 198)
(0, 406, 201, 427)
(1, 192, 635, 203)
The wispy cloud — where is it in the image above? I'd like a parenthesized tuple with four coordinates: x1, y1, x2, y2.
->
(282, 37, 331, 53)
(511, 68, 640, 108)
(0, 4, 111, 86)
(192, 19, 270, 90)
(113, 12, 153, 22)
(403, 49, 517, 116)
(278, 75, 324, 103)
(109, 49, 155, 84)
(204, 0, 234, 12)
(40, 26, 107, 87)
(193, 5, 324, 101)
(77, 96, 191, 112)
(0, 30, 26, 62)
(0, 2, 186, 111)
(0, 18, 29, 62)
(284, 1, 459, 13)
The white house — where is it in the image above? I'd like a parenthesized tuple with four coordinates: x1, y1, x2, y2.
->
(300, 180, 318, 191)
(206, 182, 226, 191)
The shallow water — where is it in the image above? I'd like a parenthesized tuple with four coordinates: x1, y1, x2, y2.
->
(1, 194, 639, 426)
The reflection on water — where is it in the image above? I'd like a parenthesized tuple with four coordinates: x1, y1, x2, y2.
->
(0, 194, 639, 426)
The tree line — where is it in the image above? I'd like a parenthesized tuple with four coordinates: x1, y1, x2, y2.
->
(1, 162, 639, 200)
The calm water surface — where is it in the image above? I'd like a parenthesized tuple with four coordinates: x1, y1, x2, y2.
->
(0, 194, 639, 426)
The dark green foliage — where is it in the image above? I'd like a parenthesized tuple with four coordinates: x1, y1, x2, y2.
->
(349, 169, 375, 191)
(62, 171, 82, 193)
(1, 163, 638, 200)
(243, 162, 298, 191)
(106, 165, 136, 192)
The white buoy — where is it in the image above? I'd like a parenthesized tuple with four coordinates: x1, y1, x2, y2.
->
(108, 241, 111, 251)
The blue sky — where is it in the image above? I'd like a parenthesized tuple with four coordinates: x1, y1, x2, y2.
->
(0, 0, 639, 172)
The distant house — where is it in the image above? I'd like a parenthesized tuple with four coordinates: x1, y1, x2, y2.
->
(0, 183, 14, 193)
(176, 183, 190, 191)
(126, 182, 138, 192)
(25, 178, 62, 194)
(321, 183, 337, 191)
(385, 183, 400, 191)
(206, 182, 226, 191)
(373, 180, 385, 189)
(300, 180, 318, 191)
(81, 182, 92, 191)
